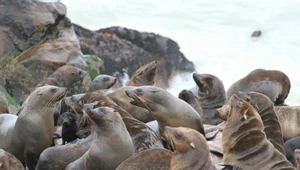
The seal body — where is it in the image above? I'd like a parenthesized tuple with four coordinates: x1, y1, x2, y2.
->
(165, 126, 217, 170)
(88, 74, 117, 92)
(275, 106, 300, 141)
(178, 89, 204, 119)
(61, 112, 78, 144)
(0, 149, 24, 170)
(190, 73, 226, 125)
(125, 86, 205, 140)
(65, 107, 134, 170)
(127, 60, 157, 86)
(0, 86, 67, 170)
(217, 95, 294, 170)
(284, 137, 300, 166)
(237, 91, 285, 155)
(227, 69, 290, 106)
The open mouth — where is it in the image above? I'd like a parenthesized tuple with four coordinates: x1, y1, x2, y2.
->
(106, 78, 117, 89)
(125, 90, 143, 106)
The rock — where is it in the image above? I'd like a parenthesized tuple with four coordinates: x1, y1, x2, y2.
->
(74, 24, 195, 88)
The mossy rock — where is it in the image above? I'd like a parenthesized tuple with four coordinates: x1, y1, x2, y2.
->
(84, 55, 104, 80)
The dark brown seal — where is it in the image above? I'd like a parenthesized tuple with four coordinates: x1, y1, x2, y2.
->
(274, 106, 300, 141)
(116, 148, 172, 170)
(37, 65, 87, 88)
(0, 86, 67, 170)
(190, 73, 226, 125)
(0, 149, 24, 170)
(88, 74, 117, 92)
(165, 126, 217, 170)
(127, 60, 157, 86)
(61, 112, 78, 144)
(216, 95, 294, 170)
(227, 69, 291, 106)
(284, 136, 300, 166)
(0, 91, 9, 114)
(107, 86, 155, 123)
(237, 91, 285, 155)
(65, 107, 134, 170)
(178, 89, 204, 119)
(125, 86, 205, 141)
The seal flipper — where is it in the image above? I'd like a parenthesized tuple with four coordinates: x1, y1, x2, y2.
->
(25, 151, 39, 170)
(209, 147, 223, 157)
(205, 129, 219, 140)
(219, 164, 243, 170)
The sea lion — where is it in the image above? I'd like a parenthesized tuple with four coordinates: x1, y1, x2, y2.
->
(127, 60, 157, 86)
(294, 149, 300, 169)
(107, 86, 155, 123)
(227, 69, 291, 106)
(284, 136, 300, 166)
(237, 91, 285, 155)
(178, 89, 204, 119)
(125, 86, 205, 141)
(80, 90, 164, 152)
(165, 126, 217, 170)
(216, 95, 294, 170)
(116, 148, 172, 170)
(88, 74, 117, 92)
(274, 106, 300, 141)
(61, 112, 78, 144)
(190, 73, 226, 125)
(65, 107, 134, 170)
(0, 149, 24, 170)
(0, 91, 9, 114)
(0, 86, 67, 170)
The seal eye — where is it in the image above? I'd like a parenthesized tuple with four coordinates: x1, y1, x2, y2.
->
(136, 88, 142, 93)
(71, 72, 75, 76)
(78, 70, 82, 75)
(103, 77, 109, 82)
(245, 96, 251, 102)
(50, 88, 57, 93)
(174, 131, 182, 139)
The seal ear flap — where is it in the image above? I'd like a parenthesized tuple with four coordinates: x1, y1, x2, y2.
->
(190, 142, 195, 149)
(38, 91, 43, 95)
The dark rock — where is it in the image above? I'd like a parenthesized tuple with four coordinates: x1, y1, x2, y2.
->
(74, 24, 195, 88)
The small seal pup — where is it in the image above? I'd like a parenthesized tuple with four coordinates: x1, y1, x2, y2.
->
(284, 136, 300, 166)
(125, 86, 205, 141)
(65, 107, 134, 170)
(61, 112, 78, 144)
(227, 69, 291, 106)
(108, 86, 155, 123)
(88, 74, 117, 92)
(178, 89, 204, 119)
(0, 149, 24, 170)
(165, 126, 217, 170)
(237, 91, 285, 155)
(190, 73, 226, 125)
(0, 86, 67, 170)
(216, 95, 295, 170)
(127, 60, 157, 86)
(274, 106, 300, 141)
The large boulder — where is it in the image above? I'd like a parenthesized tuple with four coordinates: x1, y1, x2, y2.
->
(74, 24, 195, 88)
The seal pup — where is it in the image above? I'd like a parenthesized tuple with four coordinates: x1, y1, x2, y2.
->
(178, 89, 204, 119)
(227, 69, 291, 106)
(116, 148, 172, 170)
(125, 86, 205, 141)
(0, 149, 24, 170)
(65, 107, 134, 170)
(165, 126, 217, 170)
(237, 91, 285, 155)
(61, 112, 78, 144)
(216, 95, 295, 170)
(0, 91, 9, 114)
(284, 136, 300, 166)
(108, 86, 155, 123)
(275, 106, 300, 141)
(88, 74, 117, 92)
(0, 86, 67, 170)
(190, 73, 226, 125)
(127, 60, 157, 86)
(294, 149, 300, 169)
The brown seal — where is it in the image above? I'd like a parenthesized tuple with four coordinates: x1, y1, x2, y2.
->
(0, 91, 9, 114)
(127, 60, 157, 86)
(190, 73, 226, 125)
(237, 91, 285, 155)
(294, 149, 300, 169)
(0, 149, 24, 170)
(178, 89, 204, 119)
(116, 148, 172, 170)
(80, 90, 164, 152)
(88, 74, 117, 92)
(216, 95, 294, 170)
(37, 65, 87, 88)
(125, 86, 205, 141)
(107, 86, 155, 123)
(227, 69, 291, 106)
(0, 86, 67, 170)
(165, 126, 217, 170)
(274, 106, 300, 141)
(65, 107, 134, 170)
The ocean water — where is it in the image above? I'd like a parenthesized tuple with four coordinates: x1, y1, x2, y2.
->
(61, 0, 300, 105)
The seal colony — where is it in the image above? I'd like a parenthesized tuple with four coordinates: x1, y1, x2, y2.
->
(1, 61, 300, 169)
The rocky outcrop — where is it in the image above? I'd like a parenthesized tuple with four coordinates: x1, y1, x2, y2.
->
(74, 25, 195, 88)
